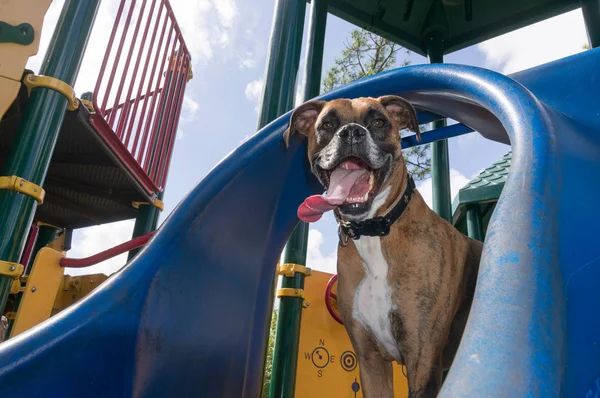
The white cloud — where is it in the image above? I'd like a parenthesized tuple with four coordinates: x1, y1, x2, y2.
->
(168, 0, 238, 64)
(245, 78, 263, 111)
(416, 169, 471, 208)
(212, 0, 237, 28)
(478, 9, 588, 74)
(176, 128, 186, 140)
(239, 52, 257, 69)
(181, 95, 200, 123)
(65, 220, 135, 277)
(306, 229, 337, 275)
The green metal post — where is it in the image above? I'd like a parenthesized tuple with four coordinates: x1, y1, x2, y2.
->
(127, 199, 161, 261)
(465, 205, 484, 241)
(581, 0, 600, 48)
(0, 0, 99, 317)
(257, 0, 307, 130)
(427, 36, 452, 222)
(267, 1, 327, 397)
(25, 225, 60, 274)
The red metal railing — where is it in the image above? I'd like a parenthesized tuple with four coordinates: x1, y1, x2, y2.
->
(91, 0, 191, 194)
(60, 232, 155, 268)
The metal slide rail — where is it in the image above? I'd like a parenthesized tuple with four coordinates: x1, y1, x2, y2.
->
(91, 0, 192, 193)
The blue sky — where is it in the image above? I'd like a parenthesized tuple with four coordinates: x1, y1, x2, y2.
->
(27, 0, 589, 276)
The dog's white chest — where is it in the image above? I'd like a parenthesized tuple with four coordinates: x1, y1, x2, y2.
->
(352, 236, 401, 361)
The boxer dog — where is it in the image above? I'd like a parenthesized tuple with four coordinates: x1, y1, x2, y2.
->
(284, 96, 482, 397)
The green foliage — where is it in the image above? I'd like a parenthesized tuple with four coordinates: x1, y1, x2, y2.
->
(262, 309, 278, 398)
(322, 29, 431, 180)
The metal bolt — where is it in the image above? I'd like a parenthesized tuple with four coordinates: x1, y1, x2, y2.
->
(305, 302, 311, 307)
(9, 266, 15, 272)
(28, 75, 34, 81)
(74, 280, 79, 284)
(31, 287, 37, 292)
(33, 188, 38, 192)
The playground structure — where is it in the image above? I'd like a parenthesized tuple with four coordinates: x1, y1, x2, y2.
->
(0, 0, 598, 397)
(0, 0, 190, 338)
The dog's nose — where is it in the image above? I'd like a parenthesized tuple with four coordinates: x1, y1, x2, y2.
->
(338, 124, 366, 141)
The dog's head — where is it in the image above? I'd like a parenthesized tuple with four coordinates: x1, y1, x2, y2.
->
(284, 96, 420, 220)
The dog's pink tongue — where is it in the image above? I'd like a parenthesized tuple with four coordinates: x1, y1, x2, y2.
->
(298, 161, 370, 222)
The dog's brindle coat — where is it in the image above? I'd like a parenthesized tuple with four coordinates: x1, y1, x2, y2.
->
(284, 96, 482, 397)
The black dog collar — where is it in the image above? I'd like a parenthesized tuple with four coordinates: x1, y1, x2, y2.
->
(337, 175, 416, 245)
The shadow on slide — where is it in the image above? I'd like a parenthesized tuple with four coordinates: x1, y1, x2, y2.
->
(1, 48, 600, 397)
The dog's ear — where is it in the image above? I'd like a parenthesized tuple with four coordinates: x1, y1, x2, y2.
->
(377, 95, 421, 142)
(283, 100, 326, 147)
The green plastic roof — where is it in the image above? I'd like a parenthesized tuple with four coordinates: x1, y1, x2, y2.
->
(453, 151, 511, 210)
(321, 0, 580, 55)
(451, 151, 511, 229)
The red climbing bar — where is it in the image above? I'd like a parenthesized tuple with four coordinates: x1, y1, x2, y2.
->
(60, 232, 154, 268)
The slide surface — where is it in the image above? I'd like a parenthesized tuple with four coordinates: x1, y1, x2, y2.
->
(1, 48, 600, 397)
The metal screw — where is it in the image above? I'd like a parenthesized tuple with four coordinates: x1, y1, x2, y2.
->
(31, 287, 37, 292)
(9, 266, 15, 272)
(305, 301, 311, 307)
(33, 188, 38, 192)
(28, 75, 34, 81)
(74, 280, 79, 285)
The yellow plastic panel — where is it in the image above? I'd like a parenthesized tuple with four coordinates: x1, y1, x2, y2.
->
(10, 247, 64, 337)
(0, 0, 52, 80)
(51, 273, 108, 315)
(295, 270, 409, 397)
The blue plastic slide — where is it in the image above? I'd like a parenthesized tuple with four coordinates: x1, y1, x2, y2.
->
(1, 47, 600, 397)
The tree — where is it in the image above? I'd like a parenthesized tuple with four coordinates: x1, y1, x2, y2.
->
(262, 309, 278, 397)
(322, 29, 431, 180)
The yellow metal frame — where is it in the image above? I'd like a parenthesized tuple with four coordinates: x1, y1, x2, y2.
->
(10, 247, 65, 337)
(0, 261, 24, 278)
(80, 98, 95, 112)
(22, 74, 79, 111)
(132, 198, 164, 211)
(277, 287, 310, 308)
(278, 263, 312, 277)
(0, 175, 45, 204)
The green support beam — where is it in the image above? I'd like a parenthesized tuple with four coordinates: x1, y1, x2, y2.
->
(128, 198, 161, 261)
(0, 0, 100, 319)
(257, 0, 307, 130)
(427, 36, 452, 222)
(267, 1, 327, 397)
(581, 0, 600, 48)
(466, 205, 484, 241)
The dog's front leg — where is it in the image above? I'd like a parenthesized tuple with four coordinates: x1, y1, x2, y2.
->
(344, 319, 394, 398)
(404, 349, 443, 398)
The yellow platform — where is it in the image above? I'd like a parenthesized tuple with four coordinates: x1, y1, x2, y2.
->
(295, 269, 409, 397)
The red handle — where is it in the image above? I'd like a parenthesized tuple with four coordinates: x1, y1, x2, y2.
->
(60, 231, 154, 268)
(325, 274, 344, 325)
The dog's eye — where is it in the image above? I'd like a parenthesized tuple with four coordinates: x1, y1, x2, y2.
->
(372, 119, 385, 128)
(320, 121, 332, 130)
